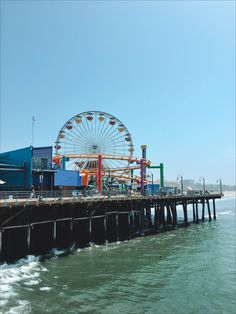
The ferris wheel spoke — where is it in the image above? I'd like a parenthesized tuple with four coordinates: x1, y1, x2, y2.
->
(76, 116, 93, 142)
(61, 139, 84, 147)
(61, 129, 84, 144)
(75, 119, 90, 141)
(84, 115, 94, 139)
(92, 113, 98, 139)
(99, 121, 120, 143)
(59, 147, 88, 154)
(84, 116, 95, 140)
(56, 132, 78, 146)
(71, 122, 89, 142)
(59, 142, 81, 153)
(98, 115, 111, 140)
(60, 143, 85, 154)
(94, 113, 105, 139)
(103, 145, 127, 153)
(103, 148, 126, 155)
(99, 121, 122, 144)
(104, 139, 128, 151)
(96, 115, 104, 138)
(93, 113, 98, 138)
(103, 135, 127, 147)
(96, 115, 107, 140)
(61, 140, 86, 150)
(103, 141, 125, 154)
(104, 150, 128, 157)
(61, 134, 86, 146)
(102, 128, 128, 144)
(68, 125, 89, 143)
(103, 118, 129, 143)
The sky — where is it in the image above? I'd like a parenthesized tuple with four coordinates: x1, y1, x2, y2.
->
(0, 0, 235, 185)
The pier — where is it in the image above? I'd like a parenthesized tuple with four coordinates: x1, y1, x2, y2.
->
(0, 193, 222, 263)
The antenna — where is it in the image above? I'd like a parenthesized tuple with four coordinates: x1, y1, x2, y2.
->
(31, 116, 35, 147)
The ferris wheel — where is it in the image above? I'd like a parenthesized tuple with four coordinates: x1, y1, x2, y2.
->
(54, 111, 135, 176)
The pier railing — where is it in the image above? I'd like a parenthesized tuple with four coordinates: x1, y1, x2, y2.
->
(0, 189, 222, 207)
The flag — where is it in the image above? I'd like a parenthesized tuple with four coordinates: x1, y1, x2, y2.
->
(32, 116, 35, 122)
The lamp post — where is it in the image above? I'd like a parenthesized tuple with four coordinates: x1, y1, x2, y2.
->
(199, 177, 205, 194)
(217, 178, 222, 195)
(177, 175, 183, 195)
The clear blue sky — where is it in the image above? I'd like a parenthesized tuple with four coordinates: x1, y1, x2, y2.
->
(0, 0, 235, 185)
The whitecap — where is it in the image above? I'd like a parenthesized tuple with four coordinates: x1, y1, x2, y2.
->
(39, 286, 52, 291)
(0, 255, 43, 310)
(51, 248, 67, 256)
(0, 299, 8, 307)
(217, 211, 233, 215)
(7, 300, 31, 314)
(24, 279, 40, 286)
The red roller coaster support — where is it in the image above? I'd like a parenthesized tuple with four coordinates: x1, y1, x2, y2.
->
(98, 154, 102, 194)
(141, 158, 145, 194)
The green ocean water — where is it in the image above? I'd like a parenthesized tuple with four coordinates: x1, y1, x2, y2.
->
(1, 197, 235, 314)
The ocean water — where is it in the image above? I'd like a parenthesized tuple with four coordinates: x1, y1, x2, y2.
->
(0, 197, 235, 314)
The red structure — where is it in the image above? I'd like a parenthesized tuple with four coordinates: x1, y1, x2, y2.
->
(97, 155, 102, 193)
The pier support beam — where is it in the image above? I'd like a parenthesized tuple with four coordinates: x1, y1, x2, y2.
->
(116, 213, 119, 241)
(157, 203, 165, 230)
(154, 203, 159, 232)
(201, 199, 205, 222)
(196, 201, 199, 224)
(171, 203, 177, 228)
(92, 216, 106, 245)
(73, 218, 90, 248)
(183, 202, 188, 226)
(106, 213, 118, 243)
(213, 199, 216, 220)
(56, 218, 73, 249)
(166, 204, 172, 226)
(207, 200, 212, 221)
(192, 202, 196, 222)
(118, 212, 130, 241)
(30, 222, 54, 255)
(1, 226, 28, 263)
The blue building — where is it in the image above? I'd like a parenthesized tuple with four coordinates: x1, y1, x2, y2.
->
(0, 146, 54, 191)
(0, 146, 83, 191)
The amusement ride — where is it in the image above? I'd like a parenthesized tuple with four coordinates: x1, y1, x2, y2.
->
(52, 111, 151, 191)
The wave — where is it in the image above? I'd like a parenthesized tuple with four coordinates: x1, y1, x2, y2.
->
(0, 255, 42, 313)
(217, 210, 233, 215)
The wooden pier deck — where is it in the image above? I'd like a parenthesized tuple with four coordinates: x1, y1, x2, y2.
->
(0, 193, 222, 263)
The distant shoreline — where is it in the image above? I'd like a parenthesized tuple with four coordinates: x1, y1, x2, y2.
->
(222, 191, 236, 197)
